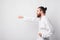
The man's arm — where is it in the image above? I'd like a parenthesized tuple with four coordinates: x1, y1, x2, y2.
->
(42, 19, 53, 38)
(18, 16, 36, 21)
(38, 19, 53, 38)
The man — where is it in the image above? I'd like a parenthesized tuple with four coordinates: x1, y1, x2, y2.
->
(18, 6, 53, 40)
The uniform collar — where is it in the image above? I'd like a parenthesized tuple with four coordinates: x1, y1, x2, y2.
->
(41, 16, 46, 20)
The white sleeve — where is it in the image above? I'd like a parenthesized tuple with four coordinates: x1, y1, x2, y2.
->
(21, 16, 36, 21)
(40, 19, 53, 38)
(44, 20, 52, 38)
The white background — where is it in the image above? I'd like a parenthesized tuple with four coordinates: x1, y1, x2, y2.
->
(0, 0, 60, 40)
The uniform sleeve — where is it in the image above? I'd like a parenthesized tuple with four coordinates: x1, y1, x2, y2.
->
(40, 19, 53, 38)
(20, 16, 35, 21)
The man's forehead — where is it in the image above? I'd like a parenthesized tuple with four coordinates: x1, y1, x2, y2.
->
(37, 8, 41, 10)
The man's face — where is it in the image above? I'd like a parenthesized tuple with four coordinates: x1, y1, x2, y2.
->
(36, 8, 42, 17)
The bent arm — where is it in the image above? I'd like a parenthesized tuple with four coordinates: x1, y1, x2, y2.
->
(39, 19, 53, 38)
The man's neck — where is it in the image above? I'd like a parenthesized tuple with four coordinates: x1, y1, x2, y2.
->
(41, 13, 45, 17)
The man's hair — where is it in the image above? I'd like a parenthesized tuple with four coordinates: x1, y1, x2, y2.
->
(38, 6, 47, 14)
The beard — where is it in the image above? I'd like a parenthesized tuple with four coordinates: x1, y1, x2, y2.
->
(37, 13, 41, 18)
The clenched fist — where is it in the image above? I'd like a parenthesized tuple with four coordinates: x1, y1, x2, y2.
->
(38, 32, 42, 37)
(18, 16, 24, 19)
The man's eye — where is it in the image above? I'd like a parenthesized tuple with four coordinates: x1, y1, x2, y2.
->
(39, 10, 41, 11)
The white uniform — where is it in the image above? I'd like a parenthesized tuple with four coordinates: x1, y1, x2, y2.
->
(21, 16, 53, 40)
(37, 16, 53, 40)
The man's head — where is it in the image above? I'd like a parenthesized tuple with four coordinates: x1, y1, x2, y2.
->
(37, 6, 47, 18)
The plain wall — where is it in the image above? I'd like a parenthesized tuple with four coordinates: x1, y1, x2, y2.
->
(0, 0, 60, 40)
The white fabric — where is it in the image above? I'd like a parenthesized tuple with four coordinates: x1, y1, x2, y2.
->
(38, 16, 53, 38)
(21, 16, 53, 40)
